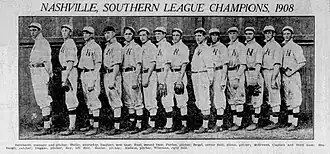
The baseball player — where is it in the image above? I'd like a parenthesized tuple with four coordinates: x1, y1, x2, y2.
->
(78, 26, 102, 136)
(153, 27, 175, 134)
(208, 28, 229, 133)
(244, 27, 264, 131)
(57, 24, 79, 136)
(137, 27, 158, 135)
(169, 28, 190, 134)
(28, 23, 53, 136)
(191, 28, 214, 133)
(281, 26, 306, 131)
(261, 25, 283, 130)
(226, 27, 247, 131)
(101, 26, 123, 135)
(121, 26, 144, 134)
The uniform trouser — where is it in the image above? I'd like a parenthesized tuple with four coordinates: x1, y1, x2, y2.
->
(192, 72, 211, 112)
(61, 68, 79, 110)
(122, 71, 144, 110)
(262, 69, 281, 107)
(245, 70, 264, 108)
(104, 72, 123, 110)
(227, 70, 246, 105)
(213, 69, 227, 110)
(168, 71, 188, 109)
(81, 71, 101, 111)
(30, 67, 53, 116)
(282, 72, 302, 110)
(142, 71, 158, 111)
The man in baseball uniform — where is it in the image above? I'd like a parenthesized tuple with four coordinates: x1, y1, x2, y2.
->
(261, 25, 283, 130)
(244, 27, 264, 131)
(226, 27, 247, 131)
(121, 26, 144, 134)
(191, 28, 214, 133)
(101, 26, 123, 135)
(137, 27, 158, 134)
(281, 26, 306, 131)
(208, 28, 229, 133)
(78, 26, 102, 136)
(57, 24, 79, 136)
(28, 23, 53, 136)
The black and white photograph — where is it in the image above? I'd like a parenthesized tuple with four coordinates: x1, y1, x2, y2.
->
(18, 16, 314, 140)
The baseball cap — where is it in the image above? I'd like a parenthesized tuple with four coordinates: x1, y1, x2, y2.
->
(138, 27, 150, 34)
(61, 24, 73, 32)
(227, 27, 239, 33)
(123, 26, 136, 34)
(209, 28, 220, 34)
(244, 27, 255, 33)
(172, 28, 183, 35)
(263, 25, 276, 33)
(282, 26, 294, 33)
(154, 27, 167, 34)
(28, 23, 42, 30)
(83, 26, 95, 34)
(103, 26, 115, 33)
(194, 27, 206, 34)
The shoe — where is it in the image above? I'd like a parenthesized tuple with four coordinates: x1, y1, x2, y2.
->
(80, 126, 92, 132)
(176, 126, 189, 134)
(85, 128, 100, 136)
(130, 127, 142, 134)
(157, 127, 175, 134)
(105, 129, 121, 135)
(59, 128, 75, 136)
(34, 128, 52, 136)
(263, 123, 280, 130)
(228, 125, 240, 131)
(142, 127, 157, 135)
(246, 123, 258, 131)
(194, 127, 207, 133)
(286, 125, 298, 131)
(208, 126, 223, 133)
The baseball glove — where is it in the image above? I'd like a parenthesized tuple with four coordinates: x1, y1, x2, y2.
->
(62, 80, 72, 92)
(174, 81, 184, 95)
(247, 84, 262, 96)
(157, 83, 167, 97)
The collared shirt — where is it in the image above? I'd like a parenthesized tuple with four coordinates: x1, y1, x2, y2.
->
(245, 39, 263, 68)
(262, 38, 283, 69)
(122, 40, 142, 68)
(191, 41, 213, 71)
(227, 39, 247, 68)
(78, 39, 102, 69)
(209, 41, 229, 67)
(59, 38, 78, 67)
(170, 40, 189, 69)
(142, 40, 157, 70)
(282, 39, 306, 69)
(103, 38, 122, 68)
(29, 33, 51, 64)
(155, 38, 172, 69)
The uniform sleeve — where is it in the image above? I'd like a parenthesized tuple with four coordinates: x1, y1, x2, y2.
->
(36, 39, 52, 62)
(93, 44, 102, 64)
(181, 44, 190, 64)
(113, 44, 122, 64)
(164, 43, 173, 64)
(294, 45, 306, 64)
(273, 44, 283, 66)
(149, 44, 157, 62)
(238, 44, 247, 65)
(255, 45, 263, 64)
(221, 44, 229, 65)
(204, 47, 214, 68)
(135, 45, 143, 64)
(65, 39, 77, 62)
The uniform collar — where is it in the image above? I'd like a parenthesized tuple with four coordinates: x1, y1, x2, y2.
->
(172, 39, 182, 45)
(245, 38, 256, 44)
(33, 33, 43, 41)
(106, 37, 117, 45)
(85, 39, 95, 45)
(124, 39, 135, 46)
(157, 38, 167, 46)
(197, 40, 208, 47)
(142, 40, 151, 45)
(282, 38, 293, 45)
(264, 37, 275, 43)
(229, 38, 239, 45)
(210, 41, 220, 47)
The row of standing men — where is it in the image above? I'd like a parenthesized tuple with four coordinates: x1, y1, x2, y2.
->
(28, 23, 306, 136)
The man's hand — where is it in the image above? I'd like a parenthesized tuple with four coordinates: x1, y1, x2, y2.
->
(142, 79, 150, 88)
(109, 81, 115, 90)
(271, 79, 278, 89)
(285, 69, 294, 77)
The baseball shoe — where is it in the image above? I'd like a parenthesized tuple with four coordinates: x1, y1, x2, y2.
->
(176, 126, 189, 134)
(194, 127, 208, 134)
(85, 128, 100, 136)
(130, 127, 142, 134)
(208, 126, 223, 133)
(142, 127, 157, 135)
(79, 126, 92, 132)
(228, 125, 240, 131)
(34, 128, 52, 136)
(157, 127, 175, 134)
(263, 123, 280, 130)
(59, 128, 75, 136)
(105, 129, 121, 136)
(286, 125, 298, 131)
(246, 123, 258, 131)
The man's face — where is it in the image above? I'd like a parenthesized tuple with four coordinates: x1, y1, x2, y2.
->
(61, 27, 71, 39)
(29, 27, 40, 39)
(104, 31, 115, 42)
(264, 31, 274, 41)
(155, 31, 165, 42)
(228, 31, 238, 41)
(172, 31, 181, 43)
(245, 31, 254, 42)
(283, 30, 292, 42)
(210, 33, 219, 43)
(83, 32, 93, 41)
(124, 29, 134, 42)
(195, 32, 205, 44)
(139, 31, 148, 43)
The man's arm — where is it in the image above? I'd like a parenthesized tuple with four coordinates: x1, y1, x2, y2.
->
(179, 63, 187, 81)
(146, 61, 156, 82)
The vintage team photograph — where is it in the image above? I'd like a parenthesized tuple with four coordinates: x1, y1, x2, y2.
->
(18, 16, 314, 139)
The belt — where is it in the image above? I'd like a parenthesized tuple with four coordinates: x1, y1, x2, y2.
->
(191, 70, 207, 74)
(82, 68, 94, 72)
(155, 68, 165, 73)
(142, 69, 149, 73)
(228, 66, 238, 71)
(29, 63, 45, 68)
(123, 67, 136, 72)
(247, 67, 256, 71)
(214, 66, 223, 71)
(105, 68, 114, 73)
(61, 66, 77, 71)
(171, 68, 181, 72)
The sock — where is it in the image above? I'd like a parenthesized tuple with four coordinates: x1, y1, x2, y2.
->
(202, 120, 208, 128)
(216, 119, 223, 127)
(292, 118, 298, 126)
(233, 115, 237, 126)
(114, 122, 120, 129)
(165, 118, 173, 128)
(182, 120, 187, 127)
(136, 120, 142, 128)
(44, 121, 51, 129)
(236, 117, 242, 126)
(68, 114, 76, 130)
(288, 115, 293, 124)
